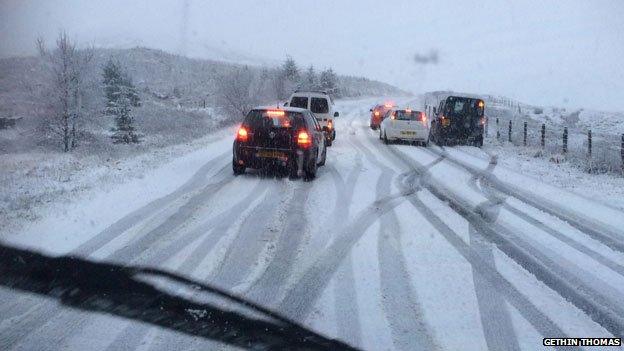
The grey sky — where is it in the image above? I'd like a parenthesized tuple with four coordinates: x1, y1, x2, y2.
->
(1, 0, 623, 110)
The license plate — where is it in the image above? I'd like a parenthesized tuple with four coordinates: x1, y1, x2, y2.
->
(257, 150, 286, 159)
(442, 119, 450, 127)
(400, 131, 416, 135)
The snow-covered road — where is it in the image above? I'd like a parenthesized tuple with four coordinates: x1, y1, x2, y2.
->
(2, 97, 624, 350)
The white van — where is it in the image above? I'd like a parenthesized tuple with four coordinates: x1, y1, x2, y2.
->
(286, 90, 338, 146)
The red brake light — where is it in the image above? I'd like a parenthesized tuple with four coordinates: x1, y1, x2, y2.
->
(374, 111, 380, 116)
(327, 120, 333, 129)
(421, 112, 427, 124)
(297, 130, 312, 148)
(266, 110, 285, 116)
(237, 127, 248, 142)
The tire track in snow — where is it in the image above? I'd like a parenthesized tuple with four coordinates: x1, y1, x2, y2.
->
(0, 154, 233, 349)
(242, 181, 313, 305)
(355, 136, 438, 351)
(430, 146, 624, 254)
(385, 145, 624, 338)
(363, 139, 574, 346)
(2, 173, 254, 350)
(207, 179, 288, 290)
(330, 137, 364, 347)
(277, 179, 414, 322)
(462, 155, 521, 351)
(100, 181, 270, 351)
(464, 153, 624, 278)
(72, 152, 230, 257)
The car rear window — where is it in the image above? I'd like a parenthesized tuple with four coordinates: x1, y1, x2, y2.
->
(310, 97, 329, 114)
(395, 110, 421, 120)
(289, 96, 308, 109)
(244, 110, 304, 129)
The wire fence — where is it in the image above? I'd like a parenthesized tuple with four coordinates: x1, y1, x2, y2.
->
(485, 106, 624, 176)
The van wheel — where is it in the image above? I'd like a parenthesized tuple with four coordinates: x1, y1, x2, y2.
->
(383, 132, 389, 145)
(379, 129, 382, 140)
(326, 137, 333, 147)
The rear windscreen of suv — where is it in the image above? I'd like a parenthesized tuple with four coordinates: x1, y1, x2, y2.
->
(445, 99, 482, 118)
(310, 97, 329, 114)
(245, 110, 304, 129)
(289, 96, 308, 109)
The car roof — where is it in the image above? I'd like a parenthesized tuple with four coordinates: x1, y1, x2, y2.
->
(290, 91, 330, 98)
(253, 106, 308, 113)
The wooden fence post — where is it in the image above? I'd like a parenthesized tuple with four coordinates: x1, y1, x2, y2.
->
(508, 120, 512, 142)
(541, 124, 546, 149)
(496, 118, 500, 140)
(588, 130, 592, 157)
(563, 127, 568, 154)
(523, 121, 527, 146)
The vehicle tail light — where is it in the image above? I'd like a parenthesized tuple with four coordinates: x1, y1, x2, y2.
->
(480, 117, 486, 125)
(327, 120, 333, 129)
(421, 112, 427, 125)
(266, 110, 285, 116)
(374, 111, 380, 116)
(237, 126, 248, 142)
(297, 130, 312, 148)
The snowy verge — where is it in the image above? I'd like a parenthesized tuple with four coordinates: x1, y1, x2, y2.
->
(0, 126, 235, 240)
(480, 142, 624, 211)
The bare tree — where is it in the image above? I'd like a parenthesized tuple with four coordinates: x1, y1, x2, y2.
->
(37, 32, 93, 152)
(214, 67, 260, 119)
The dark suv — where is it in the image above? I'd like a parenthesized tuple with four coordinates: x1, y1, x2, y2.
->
(233, 107, 327, 180)
(429, 96, 486, 147)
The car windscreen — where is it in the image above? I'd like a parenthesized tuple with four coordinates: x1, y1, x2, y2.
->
(395, 110, 421, 121)
(244, 110, 304, 129)
(310, 97, 329, 114)
(289, 96, 308, 109)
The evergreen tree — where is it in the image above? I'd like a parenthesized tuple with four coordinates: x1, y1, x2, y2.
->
(282, 56, 300, 82)
(304, 65, 317, 89)
(103, 59, 140, 143)
(319, 68, 337, 93)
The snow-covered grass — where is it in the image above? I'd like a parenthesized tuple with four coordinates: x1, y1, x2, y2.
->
(480, 141, 624, 211)
(0, 127, 234, 238)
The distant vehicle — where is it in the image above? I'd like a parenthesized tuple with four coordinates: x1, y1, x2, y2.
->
(429, 96, 486, 147)
(285, 90, 338, 146)
(369, 103, 394, 130)
(233, 106, 327, 180)
(379, 108, 429, 145)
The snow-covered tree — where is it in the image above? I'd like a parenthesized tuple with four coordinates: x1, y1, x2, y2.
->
(36, 32, 93, 152)
(303, 65, 317, 90)
(319, 68, 338, 94)
(103, 59, 140, 143)
(282, 56, 300, 82)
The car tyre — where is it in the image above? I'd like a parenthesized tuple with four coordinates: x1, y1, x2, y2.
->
(318, 145, 327, 166)
(304, 152, 317, 181)
(233, 161, 245, 176)
(288, 158, 299, 179)
(326, 136, 333, 147)
(383, 131, 389, 145)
